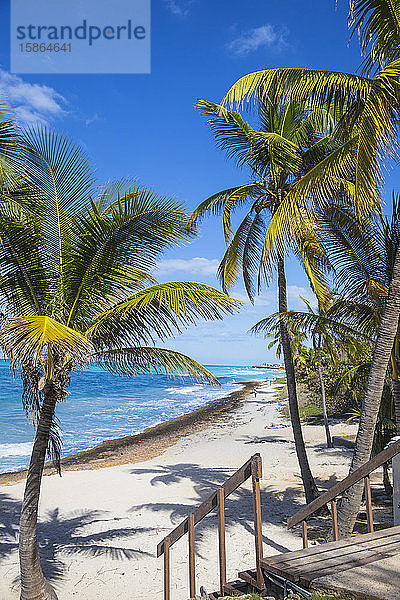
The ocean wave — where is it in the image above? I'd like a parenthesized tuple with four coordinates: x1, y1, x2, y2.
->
(165, 386, 203, 395)
(0, 365, 281, 472)
(0, 441, 33, 457)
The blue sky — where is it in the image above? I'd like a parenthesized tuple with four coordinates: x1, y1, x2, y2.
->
(0, 1, 378, 365)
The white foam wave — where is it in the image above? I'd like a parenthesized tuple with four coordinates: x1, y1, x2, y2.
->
(166, 386, 203, 395)
(0, 441, 33, 457)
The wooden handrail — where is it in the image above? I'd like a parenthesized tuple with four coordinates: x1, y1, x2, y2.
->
(157, 454, 264, 600)
(288, 437, 400, 530)
(157, 454, 256, 556)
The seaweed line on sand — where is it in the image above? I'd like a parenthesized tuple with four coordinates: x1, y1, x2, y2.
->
(0, 380, 260, 485)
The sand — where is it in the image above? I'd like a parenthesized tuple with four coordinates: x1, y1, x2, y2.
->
(0, 381, 358, 600)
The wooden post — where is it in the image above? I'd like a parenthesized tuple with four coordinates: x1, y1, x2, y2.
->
(393, 452, 400, 526)
(364, 475, 374, 533)
(217, 487, 227, 595)
(252, 455, 264, 589)
(164, 537, 170, 600)
(331, 499, 339, 541)
(188, 514, 196, 598)
(302, 521, 308, 548)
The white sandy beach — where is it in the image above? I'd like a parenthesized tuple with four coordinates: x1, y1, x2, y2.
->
(0, 382, 358, 600)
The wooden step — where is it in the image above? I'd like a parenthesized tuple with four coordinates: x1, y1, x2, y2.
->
(238, 569, 259, 589)
(222, 580, 247, 596)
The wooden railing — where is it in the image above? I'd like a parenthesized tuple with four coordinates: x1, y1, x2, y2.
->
(288, 438, 400, 548)
(157, 454, 264, 600)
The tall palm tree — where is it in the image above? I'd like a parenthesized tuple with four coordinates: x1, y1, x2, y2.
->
(320, 197, 400, 431)
(220, 0, 400, 538)
(0, 127, 239, 600)
(264, 317, 309, 372)
(189, 96, 349, 502)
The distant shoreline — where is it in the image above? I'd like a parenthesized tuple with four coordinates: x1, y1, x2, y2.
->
(0, 379, 265, 485)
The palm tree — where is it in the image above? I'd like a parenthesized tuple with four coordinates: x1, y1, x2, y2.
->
(189, 96, 350, 502)
(252, 295, 368, 448)
(220, 0, 400, 538)
(320, 197, 400, 430)
(264, 317, 309, 372)
(0, 127, 240, 600)
(317, 195, 400, 528)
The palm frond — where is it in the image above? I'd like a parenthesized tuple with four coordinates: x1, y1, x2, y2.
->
(64, 186, 188, 327)
(0, 212, 48, 316)
(318, 202, 385, 297)
(294, 227, 331, 304)
(187, 183, 263, 243)
(222, 68, 372, 114)
(251, 309, 368, 343)
(217, 212, 257, 293)
(95, 347, 219, 384)
(85, 282, 241, 347)
(222, 67, 394, 211)
(198, 99, 301, 175)
(21, 128, 96, 302)
(0, 315, 92, 370)
(349, 0, 400, 74)
(198, 99, 256, 169)
(0, 107, 24, 190)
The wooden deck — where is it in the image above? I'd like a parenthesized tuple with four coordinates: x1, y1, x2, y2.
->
(157, 444, 400, 599)
(261, 525, 400, 588)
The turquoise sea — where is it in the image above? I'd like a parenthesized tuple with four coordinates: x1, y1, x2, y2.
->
(0, 362, 284, 474)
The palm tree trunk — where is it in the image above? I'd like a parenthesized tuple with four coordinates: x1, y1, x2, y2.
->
(337, 246, 400, 538)
(383, 462, 393, 497)
(393, 377, 400, 435)
(277, 255, 319, 503)
(316, 334, 333, 448)
(19, 381, 59, 600)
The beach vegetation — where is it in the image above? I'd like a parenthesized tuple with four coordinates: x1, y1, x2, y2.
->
(253, 294, 369, 446)
(0, 120, 240, 600)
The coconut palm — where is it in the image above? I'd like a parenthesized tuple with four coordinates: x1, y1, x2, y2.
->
(221, 0, 400, 538)
(0, 127, 240, 600)
(264, 318, 309, 372)
(188, 96, 352, 502)
(320, 197, 400, 430)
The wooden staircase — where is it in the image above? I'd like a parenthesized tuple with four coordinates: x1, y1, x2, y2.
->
(157, 454, 265, 599)
(157, 439, 400, 599)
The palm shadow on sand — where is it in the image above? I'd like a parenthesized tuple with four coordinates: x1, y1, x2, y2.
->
(128, 462, 305, 557)
(0, 492, 153, 590)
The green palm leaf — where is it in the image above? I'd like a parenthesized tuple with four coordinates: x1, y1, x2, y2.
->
(95, 347, 218, 384)
(0, 212, 48, 316)
(349, 0, 400, 74)
(188, 183, 264, 243)
(22, 128, 96, 304)
(221, 66, 399, 211)
(0, 315, 92, 368)
(65, 185, 188, 327)
(86, 282, 241, 347)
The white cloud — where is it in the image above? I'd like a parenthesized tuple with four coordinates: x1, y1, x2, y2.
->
(163, 0, 195, 17)
(0, 69, 67, 126)
(227, 24, 288, 56)
(85, 113, 101, 127)
(233, 289, 274, 307)
(287, 285, 317, 309)
(156, 257, 220, 276)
